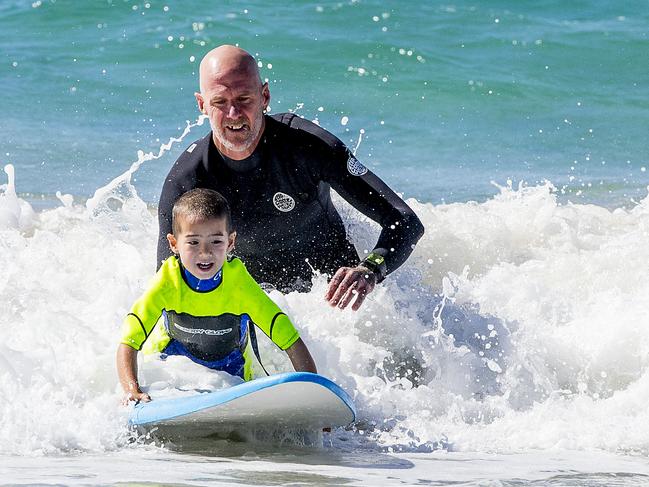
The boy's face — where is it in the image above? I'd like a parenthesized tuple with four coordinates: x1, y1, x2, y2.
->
(167, 216, 236, 279)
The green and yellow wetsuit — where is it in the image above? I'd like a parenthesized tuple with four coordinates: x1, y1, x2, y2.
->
(120, 256, 300, 380)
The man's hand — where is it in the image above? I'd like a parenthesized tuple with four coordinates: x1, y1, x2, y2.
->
(324, 266, 377, 311)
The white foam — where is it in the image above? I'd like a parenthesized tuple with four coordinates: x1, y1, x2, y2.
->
(2, 160, 649, 457)
(0, 164, 35, 231)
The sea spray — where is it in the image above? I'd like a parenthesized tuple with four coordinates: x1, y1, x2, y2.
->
(3, 158, 649, 455)
(0, 164, 35, 231)
(85, 115, 207, 217)
(1, 167, 150, 455)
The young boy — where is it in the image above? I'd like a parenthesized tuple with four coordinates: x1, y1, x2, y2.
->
(117, 188, 317, 403)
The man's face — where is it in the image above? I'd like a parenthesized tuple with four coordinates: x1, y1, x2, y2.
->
(197, 67, 270, 160)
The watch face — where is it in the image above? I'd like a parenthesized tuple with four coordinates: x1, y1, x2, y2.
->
(368, 253, 384, 265)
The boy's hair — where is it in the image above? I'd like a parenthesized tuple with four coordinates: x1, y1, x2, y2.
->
(171, 188, 233, 235)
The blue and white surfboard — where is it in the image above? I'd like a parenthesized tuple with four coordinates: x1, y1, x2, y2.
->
(129, 372, 356, 437)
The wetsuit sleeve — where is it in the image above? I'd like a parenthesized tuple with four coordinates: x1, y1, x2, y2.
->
(290, 118, 424, 278)
(233, 260, 300, 350)
(337, 170, 424, 277)
(336, 156, 424, 276)
(120, 271, 168, 351)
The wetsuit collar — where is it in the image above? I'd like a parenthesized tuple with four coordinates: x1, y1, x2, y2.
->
(212, 132, 266, 172)
(181, 263, 223, 292)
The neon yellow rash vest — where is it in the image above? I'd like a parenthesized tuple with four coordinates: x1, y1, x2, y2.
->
(120, 256, 300, 380)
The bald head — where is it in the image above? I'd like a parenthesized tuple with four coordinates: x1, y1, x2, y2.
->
(194, 45, 270, 160)
(199, 45, 262, 94)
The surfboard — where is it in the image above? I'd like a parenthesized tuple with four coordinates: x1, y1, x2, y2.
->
(129, 372, 356, 438)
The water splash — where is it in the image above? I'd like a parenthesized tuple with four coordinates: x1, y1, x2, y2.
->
(85, 115, 208, 216)
(3, 162, 649, 456)
(0, 164, 35, 231)
(352, 128, 365, 156)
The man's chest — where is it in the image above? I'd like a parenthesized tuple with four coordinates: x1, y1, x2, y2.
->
(206, 160, 322, 218)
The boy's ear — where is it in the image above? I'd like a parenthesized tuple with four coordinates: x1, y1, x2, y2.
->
(228, 231, 237, 252)
(167, 233, 179, 254)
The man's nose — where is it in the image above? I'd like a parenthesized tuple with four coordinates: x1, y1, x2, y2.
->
(227, 103, 241, 118)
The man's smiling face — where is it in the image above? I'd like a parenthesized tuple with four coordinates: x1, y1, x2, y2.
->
(196, 50, 270, 160)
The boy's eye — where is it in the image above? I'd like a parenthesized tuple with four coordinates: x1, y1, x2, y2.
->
(187, 240, 199, 246)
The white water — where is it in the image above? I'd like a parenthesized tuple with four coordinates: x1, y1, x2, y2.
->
(2, 132, 649, 483)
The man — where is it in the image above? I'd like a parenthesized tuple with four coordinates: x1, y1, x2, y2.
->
(158, 45, 424, 311)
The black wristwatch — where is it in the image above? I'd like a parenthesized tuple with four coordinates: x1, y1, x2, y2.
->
(359, 252, 387, 282)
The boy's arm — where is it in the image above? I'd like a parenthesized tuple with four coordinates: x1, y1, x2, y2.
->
(116, 343, 151, 403)
(284, 338, 317, 374)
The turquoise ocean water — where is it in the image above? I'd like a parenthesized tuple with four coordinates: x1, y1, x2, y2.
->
(3, 0, 648, 206)
(3, 2, 649, 486)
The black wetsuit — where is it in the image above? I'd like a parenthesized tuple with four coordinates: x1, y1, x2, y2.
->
(157, 113, 424, 290)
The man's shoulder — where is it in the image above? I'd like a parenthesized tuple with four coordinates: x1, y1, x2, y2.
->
(166, 132, 211, 179)
(181, 132, 211, 156)
(268, 113, 343, 150)
(179, 132, 210, 161)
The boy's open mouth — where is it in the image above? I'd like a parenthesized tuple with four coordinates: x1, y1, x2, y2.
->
(196, 262, 214, 272)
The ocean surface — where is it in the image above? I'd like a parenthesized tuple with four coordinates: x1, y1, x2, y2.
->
(2, 0, 649, 485)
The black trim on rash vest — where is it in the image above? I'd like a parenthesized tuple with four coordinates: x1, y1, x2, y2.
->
(248, 323, 270, 377)
(128, 313, 148, 346)
(269, 312, 286, 341)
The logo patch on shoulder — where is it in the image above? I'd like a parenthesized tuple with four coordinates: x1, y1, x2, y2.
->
(273, 192, 296, 212)
(347, 154, 368, 176)
(186, 143, 197, 153)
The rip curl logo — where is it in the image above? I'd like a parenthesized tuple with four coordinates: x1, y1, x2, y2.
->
(273, 192, 296, 212)
(174, 323, 233, 336)
(347, 154, 368, 176)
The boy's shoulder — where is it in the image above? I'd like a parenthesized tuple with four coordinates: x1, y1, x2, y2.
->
(151, 256, 183, 289)
(222, 257, 266, 294)
(158, 255, 181, 275)
(223, 256, 250, 280)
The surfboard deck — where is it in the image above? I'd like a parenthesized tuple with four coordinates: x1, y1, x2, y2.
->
(129, 372, 356, 438)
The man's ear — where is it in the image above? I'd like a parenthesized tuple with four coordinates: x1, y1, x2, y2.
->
(167, 233, 179, 254)
(261, 83, 270, 111)
(195, 92, 206, 114)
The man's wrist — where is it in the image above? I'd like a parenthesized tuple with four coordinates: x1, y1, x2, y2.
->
(359, 252, 387, 283)
(357, 265, 377, 282)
